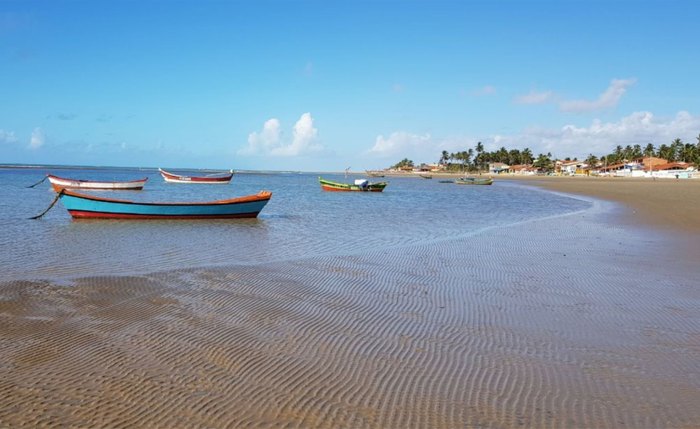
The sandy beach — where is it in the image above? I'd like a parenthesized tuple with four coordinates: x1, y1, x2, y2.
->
(1, 179, 699, 428)
(499, 175, 700, 234)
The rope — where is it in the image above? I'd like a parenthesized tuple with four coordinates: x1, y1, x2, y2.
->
(29, 190, 64, 220)
(27, 175, 48, 188)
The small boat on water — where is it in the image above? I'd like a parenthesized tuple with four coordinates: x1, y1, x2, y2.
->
(57, 189, 271, 219)
(46, 174, 148, 192)
(455, 177, 493, 185)
(159, 168, 234, 184)
(319, 177, 387, 192)
(365, 170, 386, 178)
(419, 174, 433, 179)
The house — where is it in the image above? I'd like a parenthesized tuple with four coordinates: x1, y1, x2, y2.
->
(651, 162, 697, 179)
(559, 160, 588, 176)
(507, 164, 536, 175)
(420, 163, 442, 172)
(637, 157, 667, 172)
(597, 162, 637, 176)
(488, 162, 510, 174)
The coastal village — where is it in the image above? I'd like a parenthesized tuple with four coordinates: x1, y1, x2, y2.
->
(379, 139, 700, 179)
(386, 156, 698, 179)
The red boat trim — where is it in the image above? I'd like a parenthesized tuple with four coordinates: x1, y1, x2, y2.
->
(67, 210, 261, 219)
(61, 189, 272, 205)
(320, 184, 385, 192)
(47, 174, 149, 185)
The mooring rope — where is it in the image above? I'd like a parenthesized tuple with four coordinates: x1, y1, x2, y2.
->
(29, 190, 64, 220)
(27, 175, 48, 188)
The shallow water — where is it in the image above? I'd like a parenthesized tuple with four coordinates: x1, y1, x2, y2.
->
(1, 167, 589, 280)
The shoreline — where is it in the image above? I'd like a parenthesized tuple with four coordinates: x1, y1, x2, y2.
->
(495, 174, 700, 234)
(373, 171, 700, 234)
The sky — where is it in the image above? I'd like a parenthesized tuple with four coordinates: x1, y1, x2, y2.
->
(1, 0, 699, 172)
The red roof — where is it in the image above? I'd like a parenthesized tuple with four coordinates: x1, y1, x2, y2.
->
(652, 162, 693, 171)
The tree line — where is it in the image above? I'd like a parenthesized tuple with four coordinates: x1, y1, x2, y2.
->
(391, 134, 700, 172)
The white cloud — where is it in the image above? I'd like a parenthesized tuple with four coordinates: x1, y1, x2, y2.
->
(29, 127, 44, 149)
(0, 129, 18, 144)
(367, 132, 433, 158)
(559, 78, 636, 113)
(514, 90, 553, 105)
(371, 111, 700, 164)
(241, 113, 322, 157)
(482, 111, 700, 158)
(275, 112, 321, 156)
(515, 78, 636, 113)
(243, 118, 281, 155)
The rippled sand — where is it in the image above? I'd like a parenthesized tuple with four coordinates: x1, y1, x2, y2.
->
(1, 203, 699, 428)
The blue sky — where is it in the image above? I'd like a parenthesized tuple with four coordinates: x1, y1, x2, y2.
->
(1, 0, 699, 171)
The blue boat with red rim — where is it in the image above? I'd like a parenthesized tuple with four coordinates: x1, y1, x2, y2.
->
(57, 189, 272, 219)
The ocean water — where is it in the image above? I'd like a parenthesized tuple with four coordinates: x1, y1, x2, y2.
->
(0, 167, 590, 281)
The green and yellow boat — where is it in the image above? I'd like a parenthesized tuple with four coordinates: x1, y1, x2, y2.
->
(455, 177, 493, 185)
(319, 177, 388, 192)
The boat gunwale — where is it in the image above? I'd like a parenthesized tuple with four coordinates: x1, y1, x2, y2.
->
(60, 189, 272, 206)
(159, 168, 234, 182)
(47, 174, 149, 185)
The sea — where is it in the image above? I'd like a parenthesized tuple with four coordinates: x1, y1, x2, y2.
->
(0, 166, 591, 281)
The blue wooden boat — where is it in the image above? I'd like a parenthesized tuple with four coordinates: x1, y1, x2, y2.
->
(57, 189, 272, 219)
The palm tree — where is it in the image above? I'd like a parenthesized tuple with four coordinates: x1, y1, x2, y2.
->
(613, 145, 623, 163)
(624, 145, 633, 161)
(670, 138, 684, 162)
(392, 158, 414, 170)
(644, 143, 655, 157)
(475, 141, 484, 172)
(533, 153, 553, 172)
(585, 153, 599, 168)
(522, 148, 534, 165)
(439, 150, 449, 166)
(632, 144, 643, 159)
(681, 144, 695, 163)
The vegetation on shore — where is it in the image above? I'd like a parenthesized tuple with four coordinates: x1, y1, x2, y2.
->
(390, 135, 700, 173)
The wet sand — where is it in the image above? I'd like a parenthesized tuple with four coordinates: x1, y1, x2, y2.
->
(498, 175, 700, 233)
(1, 183, 699, 428)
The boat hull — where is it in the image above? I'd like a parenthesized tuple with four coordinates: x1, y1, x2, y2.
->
(58, 189, 271, 219)
(159, 168, 233, 184)
(47, 175, 147, 192)
(455, 178, 493, 185)
(319, 177, 387, 192)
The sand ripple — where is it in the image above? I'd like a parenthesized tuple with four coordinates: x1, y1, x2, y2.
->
(1, 211, 698, 428)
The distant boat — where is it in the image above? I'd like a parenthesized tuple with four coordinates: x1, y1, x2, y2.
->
(438, 180, 454, 183)
(366, 170, 386, 178)
(419, 174, 433, 179)
(57, 189, 271, 219)
(159, 168, 234, 184)
(319, 177, 387, 192)
(455, 177, 493, 185)
(47, 174, 148, 192)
